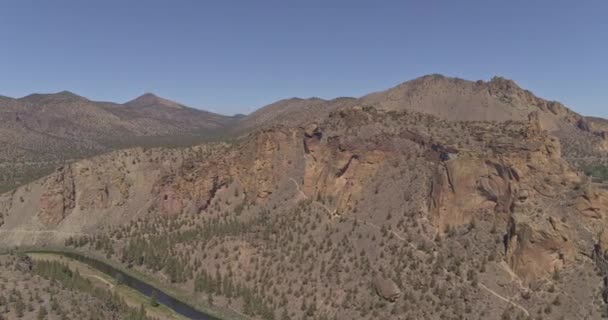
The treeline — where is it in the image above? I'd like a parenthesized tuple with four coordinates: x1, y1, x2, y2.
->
(121, 237, 190, 283)
(64, 212, 282, 318)
(115, 215, 276, 319)
(65, 234, 114, 252)
(117, 217, 254, 281)
(33, 260, 154, 320)
(194, 269, 275, 319)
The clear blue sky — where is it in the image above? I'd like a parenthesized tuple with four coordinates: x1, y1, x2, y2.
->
(1, 1, 607, 117)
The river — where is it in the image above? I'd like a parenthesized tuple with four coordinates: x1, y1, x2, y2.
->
(28, 250, 220, 320)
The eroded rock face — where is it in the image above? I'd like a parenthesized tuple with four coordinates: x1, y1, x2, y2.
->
(428, 125, 557, 232)
(302, 127, 388, 216)
(39, 166, 76, 225)
(505, 214, 575, 283)
(76, 169, 131, 211)
(429, 158, 494, 231)
(575, 185, 608, 219)
(236, 129, 298, 202)
(424, 121, 607, 283)
(0, 106, 606, 290)
(153, 166, 226, 216)
(146, 128, 302, 216)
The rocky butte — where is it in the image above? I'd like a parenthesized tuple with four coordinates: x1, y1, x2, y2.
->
(1, 75, 608, 319)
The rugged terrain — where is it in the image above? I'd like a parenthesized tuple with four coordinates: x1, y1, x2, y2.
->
(1, 75, 608, 319)
(0, 92, 239, 192)
(3, 75, 607, 194)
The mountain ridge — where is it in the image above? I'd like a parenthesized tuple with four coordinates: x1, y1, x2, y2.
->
(2, 103, 607, 319)
(1, 75, 608, 319)
(0, 91, 240, 192)
(240, 75, 607, 170)
(1, 74, 606, 191)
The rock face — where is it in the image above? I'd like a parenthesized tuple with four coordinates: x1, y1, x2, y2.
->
(2, 106, 605, 287)
(430, 158, 494, 231)
(575, 185, 608, 218)
(1, 80, 608, 319)
(238, 75, 607, 171)
(39, 166, 76, 225)
(423, 118, 608, 283)
(2, 74, 606, 196)
(429, 122, 558, 229)
(505, 214, 575, 283)
(0, 79, 608, 318)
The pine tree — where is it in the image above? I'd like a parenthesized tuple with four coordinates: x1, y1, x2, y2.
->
(15, 296, 26, 318)
(150, 291, 159, 307)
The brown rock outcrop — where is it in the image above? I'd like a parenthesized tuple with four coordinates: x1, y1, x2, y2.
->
(429, 158, 493, 231)
(373, 275, 401, 302)
(504, 214, 575, 283)
(575, 185, 608, 219)
(0, 104, 605, 293)
(39, 166, 76, 225)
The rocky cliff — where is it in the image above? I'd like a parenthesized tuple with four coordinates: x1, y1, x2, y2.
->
(3, 107, 607, 286)
(2, 77, 608, 319)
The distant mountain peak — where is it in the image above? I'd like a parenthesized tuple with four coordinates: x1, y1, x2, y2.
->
(138, 92, 161, 100)
(488, 76, 522, 90)
(56, 90, 78, 96)
(0, 94, 14, 101)
(126, 93, 184, 109)
(419, 73, 447, 80)
(18, 90, 87, 103)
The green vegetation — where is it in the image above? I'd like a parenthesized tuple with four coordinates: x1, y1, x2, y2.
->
(26, 252, 190, 320)
(15, 247, 248, 320)
(0, 130, 238, 194)
(0, 163, 57, 193)
(65, 215, 272, 319)
(583, 164, 608, 182)
(33, 259, 154, 320)
(194, 271, 275, 319)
